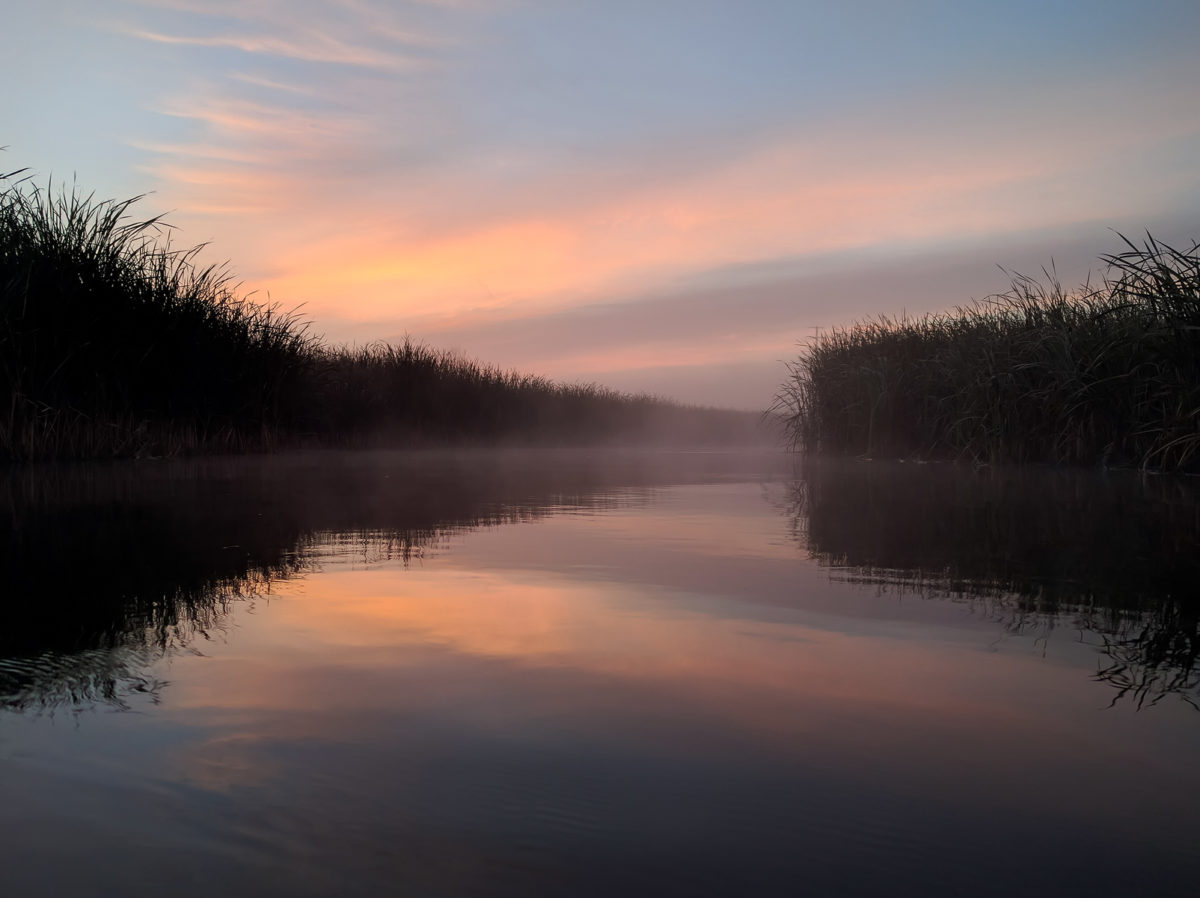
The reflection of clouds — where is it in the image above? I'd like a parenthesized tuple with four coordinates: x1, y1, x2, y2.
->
(10, 465, 1199, 898)
(168, 732, 282, 793)
(470, 490, 801, 564)
(166, 553, 1067, 730)
(149, 541, 1120, 827)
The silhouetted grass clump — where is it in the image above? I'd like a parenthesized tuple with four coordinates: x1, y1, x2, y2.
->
(776, 236, 1200, 470)
(1, 169, 316, 458)
(0, 169, 763, 460)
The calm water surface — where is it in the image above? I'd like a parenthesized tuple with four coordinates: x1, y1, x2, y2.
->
(2, 450, 1198, 897)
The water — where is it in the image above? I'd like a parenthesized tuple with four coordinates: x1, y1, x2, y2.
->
(2, 449, 1198, 897)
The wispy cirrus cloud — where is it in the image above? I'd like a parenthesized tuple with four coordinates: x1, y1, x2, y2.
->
(156, 95, 364, 142)
(128, 28, 424, 71)
(135, 90, 369, 214)
(117, 0, 465, 211)
(128, 140, 266, 165)
(228, 71, 327, 96)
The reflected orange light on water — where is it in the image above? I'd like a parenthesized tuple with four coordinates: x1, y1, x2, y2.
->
(170, 563, 1058, 729)
(139, 474, 1198, 850)
(160, 558, 1105, 800)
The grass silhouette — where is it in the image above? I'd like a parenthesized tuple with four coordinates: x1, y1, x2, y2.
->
(775, 236, 1200, 470)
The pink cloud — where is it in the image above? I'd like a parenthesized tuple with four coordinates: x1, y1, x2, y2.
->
(129, 27, 422, 71)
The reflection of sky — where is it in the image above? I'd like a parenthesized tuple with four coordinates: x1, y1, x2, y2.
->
(3, 2, 1199, 406)
(3, 481, 1199, 896)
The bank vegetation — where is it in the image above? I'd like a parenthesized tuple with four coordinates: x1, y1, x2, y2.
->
(0, 170, 761, 460)
(776, 236, 1200, 471)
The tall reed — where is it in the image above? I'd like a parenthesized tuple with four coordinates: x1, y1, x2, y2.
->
(775, 236, 1200, 470)
(0, 172, 316, 458)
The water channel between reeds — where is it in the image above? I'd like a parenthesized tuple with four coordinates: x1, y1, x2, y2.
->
(1, 449, 1198, 897)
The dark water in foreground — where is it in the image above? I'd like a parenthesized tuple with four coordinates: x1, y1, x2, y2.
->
(2, 450, 1198, 897)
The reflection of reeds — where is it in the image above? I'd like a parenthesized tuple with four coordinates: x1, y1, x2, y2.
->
(776, 236, 1200, 470)
(1096, 613, 1199, 712)
(0, 451, 717, 711)
(789, 458, 1200, 709)
(0, 171, 764, 460)
(0, 645, 167, 713)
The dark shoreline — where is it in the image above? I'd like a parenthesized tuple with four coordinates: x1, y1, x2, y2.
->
(775, 236, 1200, 472)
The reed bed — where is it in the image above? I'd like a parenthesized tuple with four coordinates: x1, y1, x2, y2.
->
(0, 172, 761, 460)
(308, 340, 761, 446)
(776, 236, 1200, 470)
(0, 170, 315, 458)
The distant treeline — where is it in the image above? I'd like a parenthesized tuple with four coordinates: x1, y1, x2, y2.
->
(0, 170, 766, 460)
(776, 236, 1200, 471)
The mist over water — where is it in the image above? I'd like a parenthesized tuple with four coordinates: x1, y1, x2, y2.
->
(2, 450, 1198, 897)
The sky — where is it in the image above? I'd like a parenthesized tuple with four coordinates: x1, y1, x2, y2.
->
(3, 1, 1199, 409)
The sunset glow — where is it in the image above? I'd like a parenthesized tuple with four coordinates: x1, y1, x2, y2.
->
(5, 1, 1198, 406)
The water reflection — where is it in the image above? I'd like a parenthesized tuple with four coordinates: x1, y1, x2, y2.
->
(5, 452, 1200, 714)
(3, 451, 1199, 898)
(0, 450, 769, 711)
(789, 457, 1200, 709)
(5, 452, 1199, 716)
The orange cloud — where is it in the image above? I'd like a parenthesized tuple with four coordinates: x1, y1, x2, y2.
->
(157, 95, 363, 141)
(534, 335, 793, 376)
(233, 136, 1078, 326)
